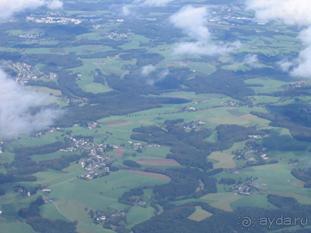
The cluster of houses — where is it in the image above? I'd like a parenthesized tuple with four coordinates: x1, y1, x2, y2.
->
(223, 100, 241, 108)
(0, 141, 3, 154)
(233, 135, 277, 167)
(127, 140, 161, 153)
(128, 140, 144, 152)
(8, 62, 33, 84)
(18, 32, 43, 39)
(233, 177, 259, 196)
(208, 4, 258, 27)
(87, 121, 100, 130)
(79, 156, 111, 180)
(27, 16, 82, 25)
(183, 106, 198, 112)
(287, 80, 310, 90)
(14, 184, 54, 199)
(5, 62, 57, 85)
(34, 127, 62, 138)
(88, 209, 127, 231)
(128, 198, 147, 207)
(14, 185, 34, 197)
(60, 136, 113, 180)
(106, 32, 128, 41)
(183, 120, 206, 132)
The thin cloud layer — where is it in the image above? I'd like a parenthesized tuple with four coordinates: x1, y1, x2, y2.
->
(136, 0, 174, 7)
(170, 6, 210, 41)
(0, 70, 61, 139)
(243, 54, 260, 68)
(0, 0, 63, 19)
(170, 5, 239, 56)
(290, 27, 311, 78)
(122, 0, 174, 16)
(247, 0, 311, 78)
(246, 0, 311, 26)
(141, 64, 156, 76)
(47, 0, 63, 10)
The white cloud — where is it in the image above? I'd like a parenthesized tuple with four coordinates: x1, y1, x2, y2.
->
(122, 5, 131, 16)
(278, 59, 293, 72)
(243, 54, 260, 68)
(0, 0, 63, 19)
(122, 0, 174, 16)
(47, 0, 63, 10)
(0, 70, 61, 139)
(246, 0, 311, 26)
(247, 0, 311, 78)
(290, 28, 311, 78)
(145, 68, 170, 86)
(174, 41, 239, 56)
(141, 65, 170, 86)
(170, 5, 210, 41)
(170, 5, 239, 56)
(136, 0, 174, 7)
(141, 64, 156, 76)
(0, 0, 44, 19)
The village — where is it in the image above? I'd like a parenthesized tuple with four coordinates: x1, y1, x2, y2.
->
(88, 208, 127, 232)
(26, 15, 82, 25)
(233, 134, 278, 167)
(287, 80, 311, 90)
(3, 61, 57, 85)
(183, 120, 207, 132)
(233, 177, 259, 196)
(60, 136, 114, 180)
(0, 141, 3, 154)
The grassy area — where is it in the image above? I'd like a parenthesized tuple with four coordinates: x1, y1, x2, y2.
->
(126, 206, 154, 228)
(188, 206, 213, 222)
(10, 131, 64, 148)
(34, 165, 169, 232)
(200, 193, 241, 212)
(31, 161, 171, 231)
(246, 78, 287, 94)
(0, 221, 36, 233)
(231, 194, 276, 210)
(1, 3, 310, 233)
(209, 151, 236, 169)
(240, 163, 311, 205)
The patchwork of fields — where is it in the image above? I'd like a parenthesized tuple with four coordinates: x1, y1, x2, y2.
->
(0, 1, 310, 233)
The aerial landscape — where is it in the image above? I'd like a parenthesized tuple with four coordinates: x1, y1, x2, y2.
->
(0, 0, 310, 233)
